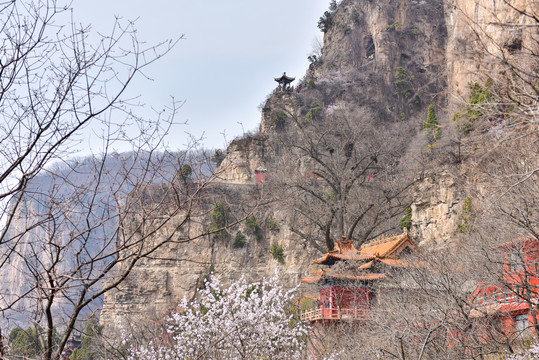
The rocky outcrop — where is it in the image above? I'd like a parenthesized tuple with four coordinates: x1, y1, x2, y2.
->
(410, 170, 464, 246)
(99, 0, 535, 332)
(444, 0, 537, 103)
(215, 134, 268, 184)
(100, 183, 319, 333)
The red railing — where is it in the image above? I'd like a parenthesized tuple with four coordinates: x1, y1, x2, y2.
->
(301, 307, 369, 321)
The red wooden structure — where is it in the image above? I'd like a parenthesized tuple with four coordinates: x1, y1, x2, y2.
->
(301, 233, 416, 322)
(254, 167, 267, 185)
(471, 235, 539, 338)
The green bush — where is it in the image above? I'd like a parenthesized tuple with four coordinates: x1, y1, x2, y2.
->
(246, 215, 257, 230)
(270, 240, 285, 264)
(305, 100, 322, 121)
(265, 217, 280, 232)
(308, 55, 318, 66)
(340, 23, 351, 35)
(318, 2, 338, 34)
(307, 79, 315, 89)
(457, 196, 474, 233)
(9, 326, 60, 359)
(70, 314, 102, 360)
(423, 104, 442, 144)
(318, 11, 334, 33)
(386, 21, 402, 31)
(233, 231, 247, 248)
(210, 202, 228, 240)
(453, 81, 493, 137)
(178, 164, 192, 182)
(469, 80, 493, 106)
(393, 67, 414, 98)
(271, 111, 287, 130)
(246, 215, 263, 241)
(398, 206, 412, 230)
(211, 150, 226, 167)
(325, 189, 337, 202)
(351, 9, 360, 24)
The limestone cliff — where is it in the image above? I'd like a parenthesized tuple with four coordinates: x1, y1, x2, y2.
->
(100, 182, 319, 332)
(100, 0, 536, 331)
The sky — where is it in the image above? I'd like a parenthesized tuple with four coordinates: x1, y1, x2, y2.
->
(73, 1, 330, 152)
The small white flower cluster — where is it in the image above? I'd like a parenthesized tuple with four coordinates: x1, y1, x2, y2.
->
(506, 344, 539, 360)
(128, 272, 307, 360)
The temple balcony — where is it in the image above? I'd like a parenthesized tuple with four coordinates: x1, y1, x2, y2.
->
(300, 306, 369, 322)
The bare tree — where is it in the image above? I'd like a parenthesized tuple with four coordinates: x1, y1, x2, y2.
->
(0, 1, 243, 359)
(269, 101, 413, 252)
(305, 245, 524, 359)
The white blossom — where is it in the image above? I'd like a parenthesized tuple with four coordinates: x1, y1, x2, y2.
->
(128, 272, 308, 360)
(506, 344, 539, 360)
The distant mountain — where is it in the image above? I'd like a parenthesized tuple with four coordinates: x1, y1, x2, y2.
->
(0, 150, 215, 329)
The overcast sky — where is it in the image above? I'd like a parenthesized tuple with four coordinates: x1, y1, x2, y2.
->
(73, 1, 330, 152)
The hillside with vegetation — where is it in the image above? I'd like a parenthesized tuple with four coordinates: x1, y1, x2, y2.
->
(0, 0, 536, 359)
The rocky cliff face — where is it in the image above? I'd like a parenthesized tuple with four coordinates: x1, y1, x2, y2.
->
(410, 170, 462, 246)
(215, 134, 268, 184)
(100, 182, 319, 333)
(99, 0, 535, 330)
(444, 0, 536, 103)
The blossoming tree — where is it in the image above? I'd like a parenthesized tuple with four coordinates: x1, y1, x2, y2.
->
(506, 344, 539, 360)
(128, 273, 307, 360)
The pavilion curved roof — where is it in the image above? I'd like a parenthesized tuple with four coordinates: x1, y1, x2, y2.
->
(303, 232, 417, 284)
(311, 236, 375, 265)
(311, 233, 415, 265)
(359, 232, 414, 259)
(274, 72, 295, 83)
(358, 258, 410, 270)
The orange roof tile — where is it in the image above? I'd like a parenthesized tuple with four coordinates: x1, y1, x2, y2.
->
(302, 270, 386, 283)
(311, 236, 375, 264)
(358, 260, 374, 270)
(312, 252, 375, 264)
(360, 233, 415, 259)
(357, 258, 411, 270)
(379, 258, 410, 267)
(303, 233, 417, 284)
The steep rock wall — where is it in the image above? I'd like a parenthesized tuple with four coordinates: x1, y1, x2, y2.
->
(100, 183, 318, 333)
(215, 134, 267, 184)
(410, 170, 463, 245)
(99, 0, 536, 331)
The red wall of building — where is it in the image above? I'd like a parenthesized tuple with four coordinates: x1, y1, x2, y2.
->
(318, 286, 369, 309)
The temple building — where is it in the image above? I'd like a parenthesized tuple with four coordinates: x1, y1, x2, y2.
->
(470, 235, 539, 339)
(274, 72, 295, 91)
(254, 167, 267, 185)
(301, 232, 417, 322)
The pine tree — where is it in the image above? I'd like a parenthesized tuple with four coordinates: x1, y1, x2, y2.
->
(233, 231, 246, 248)
(209, 202, 228, 240)
(178, 164, 192, 182)
(423, 104, 442, 144)
(71, 315, 101, 360)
